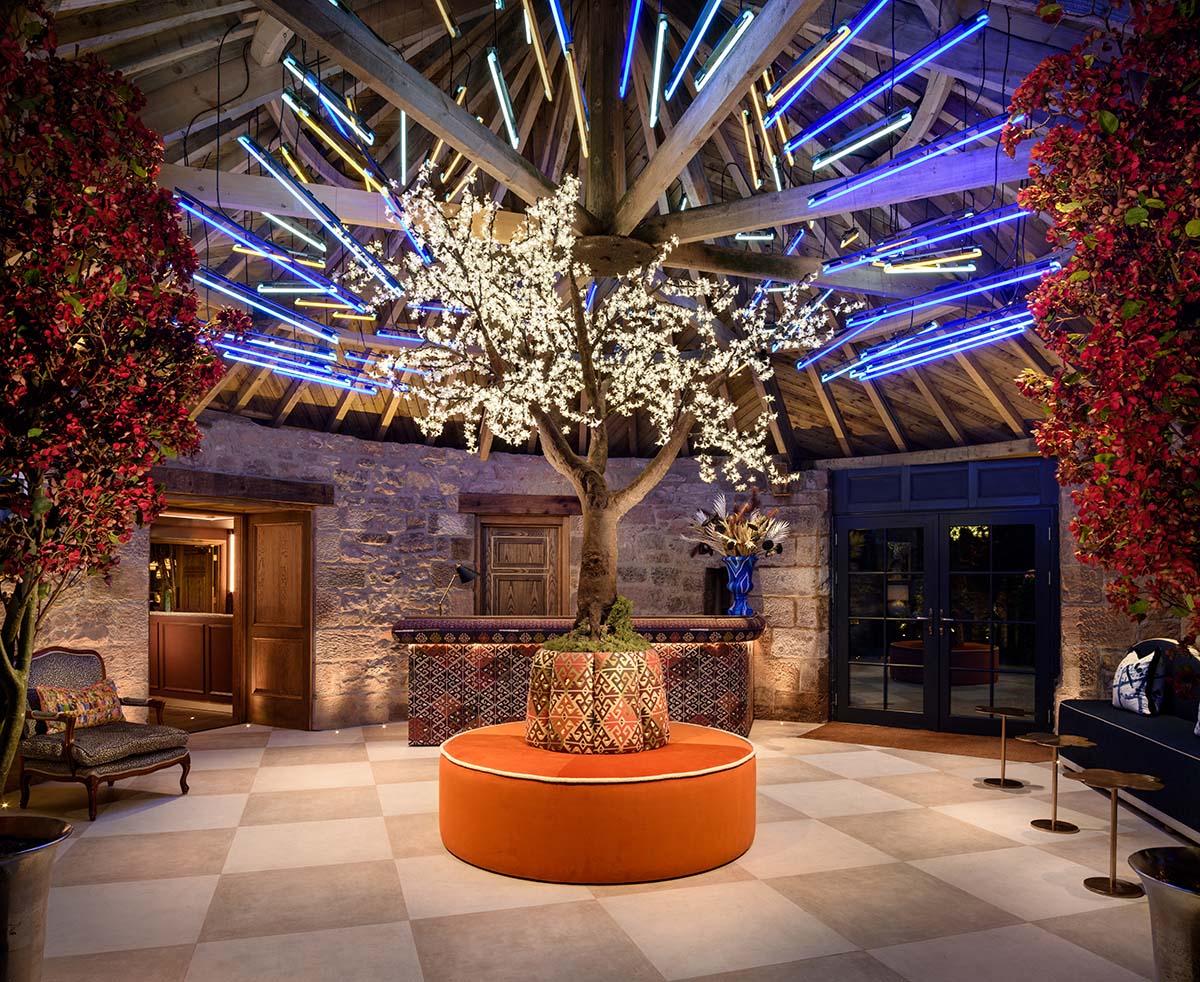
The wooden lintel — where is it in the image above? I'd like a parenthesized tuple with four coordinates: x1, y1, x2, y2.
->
(458, 493, 581, 515)
(153, 466, 335, 506)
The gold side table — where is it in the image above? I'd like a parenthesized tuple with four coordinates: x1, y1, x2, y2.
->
(1063, 768, 1164, 898)
(1015, 732, 1096, 834)
(975, 705, 1029, 789)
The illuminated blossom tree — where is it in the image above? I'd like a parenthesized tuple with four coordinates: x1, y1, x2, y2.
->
(0, 4, 232, 784)
(352, 175, 840, 637)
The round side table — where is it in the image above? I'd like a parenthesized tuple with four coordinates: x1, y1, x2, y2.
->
(1015, 733, 1096, 834)
(1063, 768, 1164, 898)
(975, 705, 1029, 789)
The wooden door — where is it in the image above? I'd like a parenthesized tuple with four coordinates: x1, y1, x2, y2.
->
(245, 511, 313, 729)
(479, 519, 568, 615)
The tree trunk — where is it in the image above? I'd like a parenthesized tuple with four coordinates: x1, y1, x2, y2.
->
(0, 588, 37, 791)
(576, 501, 620, 639)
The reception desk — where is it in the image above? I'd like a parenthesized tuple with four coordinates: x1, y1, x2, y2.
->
(393, 616, 764, 745)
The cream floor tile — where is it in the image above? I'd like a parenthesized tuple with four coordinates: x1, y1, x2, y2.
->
(861, 771, 1019, 807)
(385, 812, 447, 858)
(125, 767, 255, 796)
(761, 779, 922, 819)
(46, 875, 219, 956)
(396, 853, 591, 919)
(799, 750, 936, 780)
(748, 721, 824, 742)
(755, 757, 841, 785)
(589, 862, 755, 898)
(362, 723, 410, 742)
(187, 748, 264, 771)
(738, 819, 895, 878)
(265, 727, 365, 747)
(240, 785, 383, 826)
(250, 760, 375, 793)
(601, 879, 856, 981)
(944, 759, 1052, 789)
(932, 795, 1112, 845)
(186, 921, 422, 982)
(1034, 826, 1184, 876)
(679, 951, 907, 982)
(52, 828, 234, 886)
(223, 816, 392, 873)
(80, 794, 247, 838)
(259, 743, 368, 766)
(377, 780, 440, 816)
(365, 741, 443, 761)
(42, 944, 195, 982)
(186, 728, 271, 751)
(371, 757, 441, 784)
(877, 748, 996, 770)
(785, 738, 865, 755)
(912, 846, 1143, 920)
(822, 808, 1018, 861)
(869, 923, 1146, 982)
(756, 792, 808, 822)
(1035, 902, 1156, 979)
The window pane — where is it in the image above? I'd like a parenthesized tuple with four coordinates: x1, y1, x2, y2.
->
(993, 573, 1036, 622)
(949, 573, 990, 621)
(885, 576, 924, 617)
(992, 523, 1036, 572)
(950, 672, 1034, 716)
(849, 574, 886, 618)
(948, 524, 990, 570)
(849, 665, 886, 709)
(848, 619, 886, 663)
(995, 622, 1037, 670)
(848, 529, 885, 571)
(886, 528, 924, 573)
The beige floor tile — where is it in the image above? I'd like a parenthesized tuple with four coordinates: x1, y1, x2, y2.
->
(371, 757, 441, 784)
(785, 738, 865, 755)
(756, 792, 808, 823)
(799, 750, 936, 780)
(250, 760, 375, 793)
(748, 721, 824, 742)
(1035, 902, 1156, 979)
(52, 828, 234, 886)
(755, 757, 843, 785)
(186, 921, 421, 982)
(239, 786, 383, 826)
(822, 808, 1019, 861)
(761, 779, 921, 819)
(589, 861, 755, 897)
(200, 859, 406, 940)
(186, 729, 271, 751)
(876, 747, 994, 770)
(861, 771, 1020, 807)
(912, 846, 1144, 920)
(46, 875, 219, 956)
(944, 759, 1052, 790)
(265, 727, 365, 746)
(385, 812, 447, 858)
(933, 796, 1113, 845)
(126, 767, 255, 797)
(601, 879, 855, 981)
(396, 853, 592, 919)
(869, 922, 1146, 982)
(739, 819, 895, 878)
(365, 741, 443, 760)
(361, 722, 410, 742)
(412, 900, 659, 982)
(223, 816, 393, 873)
(378, 780, 440, 815)
(42, 944, 194, 982)
(680, 951, 906, 981)
(259, 743, 368, 767)
(767, 862, 1020, 947)
(1035, 826, 1184, 876)
(188, 748, 264, 771)
(80, 794, 247, 838)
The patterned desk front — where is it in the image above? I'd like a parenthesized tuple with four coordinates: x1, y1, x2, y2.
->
(404, 639, 754, 745)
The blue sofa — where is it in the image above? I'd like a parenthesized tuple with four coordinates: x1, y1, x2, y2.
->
(1058, 639, 1200, 840)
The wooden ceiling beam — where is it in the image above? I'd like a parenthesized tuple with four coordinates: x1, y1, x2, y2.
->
(57, 0, 253, 54)
(954, 351, 1028, 437)
(271, 379, 307, 427)
(805, 365, 852, 457)
(613, 0, 821, 234)
(910, 367, 965, 446)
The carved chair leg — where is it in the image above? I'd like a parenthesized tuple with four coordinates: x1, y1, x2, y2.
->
(86, 777, 100, 822)
(19, 769, 31, 809)
(179, 757, 191, 795)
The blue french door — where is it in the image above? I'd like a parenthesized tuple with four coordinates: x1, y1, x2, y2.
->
(833, 509, 1056, 733)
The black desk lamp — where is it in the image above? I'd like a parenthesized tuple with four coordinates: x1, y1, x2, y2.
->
(436, 564, 478, 615)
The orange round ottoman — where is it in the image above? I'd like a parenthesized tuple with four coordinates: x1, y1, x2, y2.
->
(439, 722, 756, 884)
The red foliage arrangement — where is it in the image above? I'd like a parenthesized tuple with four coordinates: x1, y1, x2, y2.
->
(1003, 0, 1200, 637)
(0, 3, 244, 781)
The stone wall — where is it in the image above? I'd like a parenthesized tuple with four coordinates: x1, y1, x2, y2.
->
(37, 412, 831, 729)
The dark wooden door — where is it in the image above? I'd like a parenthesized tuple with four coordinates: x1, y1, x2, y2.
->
(479, 519, 567, 615)
(246, 511, 313, 729)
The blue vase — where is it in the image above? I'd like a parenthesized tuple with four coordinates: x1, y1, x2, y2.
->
(723, 555, 758, 616)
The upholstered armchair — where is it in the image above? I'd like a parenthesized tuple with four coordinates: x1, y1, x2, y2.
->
(19, 647, 191, 820)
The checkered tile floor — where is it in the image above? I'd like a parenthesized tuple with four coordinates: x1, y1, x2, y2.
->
(7, 721, 1187, 982)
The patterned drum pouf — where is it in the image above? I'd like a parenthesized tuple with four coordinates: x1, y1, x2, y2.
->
(525, 648, 670, 753)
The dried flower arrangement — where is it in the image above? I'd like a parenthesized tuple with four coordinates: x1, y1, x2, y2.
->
(684, 493, 790, 559)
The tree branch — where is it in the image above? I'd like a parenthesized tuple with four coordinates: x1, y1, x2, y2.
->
(613, 410, 695, 516)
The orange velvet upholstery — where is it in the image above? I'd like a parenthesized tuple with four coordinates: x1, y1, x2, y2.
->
(439, 722, 756, 884)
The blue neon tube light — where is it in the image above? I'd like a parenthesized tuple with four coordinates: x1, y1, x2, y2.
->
(237, 134, 402, 292)
(174, 190, 366, 311)
(844, 257, 1060, 331)
(808, 113, 1014, 208)
(548, 0, 572, 50)
(787, 10, 989, 152)
(619, 0, 641, 98)
(763, 0, 891, 128)
(216, 344, 379, 394)
(195, 267, 340, 343)
(750, 228, 807, 305)
(649, 13, 668, 127)
(664, 0, 722, 101)
(694, 8, 755, 92)
(585, 282, 598, 310)
(822, 205, 1022, 275)
(281, 52, 376, 146)
(852, 316, 1032, 379)
(228, 330, 338, 363)
(863, 305, 1031, 363)
(812, 108, 912, 171)
(409, 303, 468, 315)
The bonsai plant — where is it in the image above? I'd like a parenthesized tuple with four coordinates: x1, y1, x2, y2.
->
(685, 493, 790, 616)
(358, 174, 830, 751)
(1, 5, 233, 969)
(1003, 0, 1200, 639)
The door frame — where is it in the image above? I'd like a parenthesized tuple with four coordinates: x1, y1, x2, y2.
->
(831, 507, 1058, 734)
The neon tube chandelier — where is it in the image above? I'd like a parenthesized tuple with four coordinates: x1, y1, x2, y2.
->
(281, 53, 376, 146)
(694, 8, 755, 92)
(807, 113, 1015, 209)
(812, 108, 912, 171)
(664, 0, 722, 101)
(195, 267, 340, 343)
(487, 47, 521, 149)
(751, 228, 807, 306)
(522, 0, 554, 100)
(649, 13, 668, 127)
(620, 0, 641, 98)
(215, 342, 379, 395)
(260, 211, 326, 253)
(787, 10, 990, 152)
(226, 329, 337, 363)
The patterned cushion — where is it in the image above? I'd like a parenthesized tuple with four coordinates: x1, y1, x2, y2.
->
(1112, 649, 1164, 716)
(525, 648, 670, 754)
(36, 679, 124, 732)
(20, 722, 188, 767)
